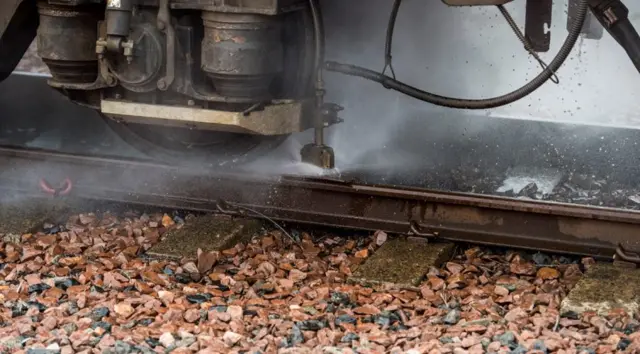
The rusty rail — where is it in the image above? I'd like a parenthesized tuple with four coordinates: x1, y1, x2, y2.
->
(1, 146, 640, 259)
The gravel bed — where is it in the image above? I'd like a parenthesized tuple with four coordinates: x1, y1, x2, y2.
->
(1, 210, 639, 353)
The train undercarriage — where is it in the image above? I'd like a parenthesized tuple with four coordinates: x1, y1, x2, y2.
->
(2, 0, 640, 169)
(1, 0, 343, 167)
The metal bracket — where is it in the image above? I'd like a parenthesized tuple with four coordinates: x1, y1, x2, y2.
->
(525, 0, 553, 52)
(157, 0, 175, 91)
(319, 102, 344, 127)
(615, 243, 640, 265)
(409, 221, 438, 239)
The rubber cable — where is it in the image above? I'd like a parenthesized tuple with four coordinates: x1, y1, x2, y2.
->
(325, 0, 589, 109)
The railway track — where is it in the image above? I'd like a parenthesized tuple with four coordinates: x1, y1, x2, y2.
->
(1, 145, 640, 261)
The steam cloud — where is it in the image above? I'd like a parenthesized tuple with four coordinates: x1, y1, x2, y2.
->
(319, 0, 640, 173)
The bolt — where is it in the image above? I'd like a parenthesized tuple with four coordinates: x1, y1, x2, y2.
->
(157, 79, 167, 90)
(114, 93, 122, 99)
(187, 100, 195, 106)
(157, 21, 166, 30)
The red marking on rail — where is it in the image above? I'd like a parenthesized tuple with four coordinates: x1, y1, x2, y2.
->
(39, 178, 72, 196)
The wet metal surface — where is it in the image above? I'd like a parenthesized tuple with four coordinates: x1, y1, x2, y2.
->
(0, 146, 639, 259)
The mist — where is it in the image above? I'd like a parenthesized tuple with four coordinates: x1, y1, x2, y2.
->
(6, 0, 640, 195)
(318, 0, 640, 173)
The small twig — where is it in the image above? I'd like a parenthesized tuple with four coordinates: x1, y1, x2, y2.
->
(553, 314, 560, 331)
(218, 201, 301, 248)
(397, 309, 409, 325)
(440, 292, 449, 308)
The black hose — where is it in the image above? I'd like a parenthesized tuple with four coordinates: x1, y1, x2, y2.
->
(309, 0, 325, 86)
(325, 0, 589, 110)
(608, 19, 640, 73)
(382, 0, 402, 78)
(308, 0, 326, 145)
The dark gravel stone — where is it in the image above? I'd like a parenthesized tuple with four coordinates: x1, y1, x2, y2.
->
(439, 337, 454, 344)
(496, 331, 516, 347)
(341, 333, 359, 343)
(618, 338, 631, 351)
(91, 321, 112, 332)
(290, 324, 303, 345)
(54, 278, 79, 291)
(576, 347, 595, 354)
(3, 336, 25, 350)
(510, 345, 528, 354)
(28, 283, 50, 295)
(375, 315, 390, 327)
(121, 321, 137, 330)
(137, 318, 154, 326)
(335, 314, 357, 325)
(297, 320, 324, 331)
(624, 321, 640, 335)
(175, 273, 191, 284)
(215, 285, 230, 292)
(90, 285, 106, 293)
(443, 309, 460, 325)
(27, 301, 47, 313)
(243, 309, 258, 317)
(62, 323, 77, 335)
(11, 301, 29, 317)
(145, 338, 161, 348)
(44, 225, 61, 234)
(533, 340, 548, 353)
(67, 301, 79, 315)
(224, 268, 239, 276)
(90, 307, 110, 321)
(210, 305, 227, 312)
(532, 252, 551, 265)
(561, 310, 580, 319)
(133, 346, 155, 354)
(389, 324, 408, 331)
(114, 341, 132, 354)
(186, 294, 211, 304)
(558, 256, 574, 264)
(329, 291, 351, 306)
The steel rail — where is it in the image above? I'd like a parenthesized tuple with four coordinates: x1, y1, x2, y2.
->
(1, 146, 640, 259)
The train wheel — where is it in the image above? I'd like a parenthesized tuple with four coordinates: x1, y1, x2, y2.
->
(103, 116, 288, 167)
(101, 5, 314, 167)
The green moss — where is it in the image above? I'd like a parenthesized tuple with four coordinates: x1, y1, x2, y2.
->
(349, 238, 454, 287)
(560, 263, 640, 316)
(147, 214, 263, 260)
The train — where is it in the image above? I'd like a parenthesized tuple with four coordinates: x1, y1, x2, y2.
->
(1, 0, 639, 169)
